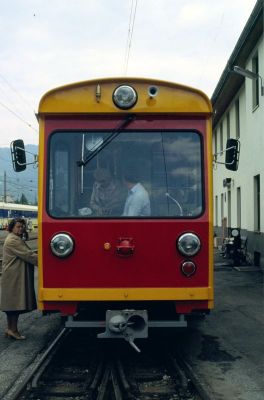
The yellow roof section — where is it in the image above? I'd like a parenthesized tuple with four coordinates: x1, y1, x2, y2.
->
(38, 77, 212, 115)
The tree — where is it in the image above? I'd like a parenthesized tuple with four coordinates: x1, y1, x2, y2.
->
(20, 193, 29, 204)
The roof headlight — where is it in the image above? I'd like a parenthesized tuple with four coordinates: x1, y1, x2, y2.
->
(177, 233, 201, 257)
(50, 233, 74, 258)
(113, 85, 137, 109)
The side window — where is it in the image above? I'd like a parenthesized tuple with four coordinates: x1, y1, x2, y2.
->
(252, 53, 259, 109)
(162, 132, 202, 217)
(226, 112, 230, 140)
(235, 99, 240, 139)
(220, 122, 223, 154)
(49, 140, 69, 215)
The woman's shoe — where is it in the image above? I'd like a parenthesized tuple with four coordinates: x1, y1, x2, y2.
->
(5, 329, 26, 340)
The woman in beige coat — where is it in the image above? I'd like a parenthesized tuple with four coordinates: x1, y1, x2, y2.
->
(1, 218, 38, 340)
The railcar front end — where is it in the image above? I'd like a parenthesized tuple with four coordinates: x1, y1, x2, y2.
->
(37, 78, 213, 349)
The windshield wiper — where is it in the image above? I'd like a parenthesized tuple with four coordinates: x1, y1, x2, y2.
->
(77, 114, 136, 167)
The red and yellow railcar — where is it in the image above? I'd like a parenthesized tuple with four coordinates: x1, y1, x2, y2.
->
(13, 78, 215, 349)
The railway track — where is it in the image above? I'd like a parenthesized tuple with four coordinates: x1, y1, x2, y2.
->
(3, 329, 213, 400)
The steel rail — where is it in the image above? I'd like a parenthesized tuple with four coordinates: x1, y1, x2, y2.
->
(169, 355, 189, 390)
(88, 359, 105, 393)
(2, 328, 69, 400)
(96, 362, 111, 400)
(111, 364, 124, 400)
(116, 358, 131, 392)
(173, 351, 213, 400)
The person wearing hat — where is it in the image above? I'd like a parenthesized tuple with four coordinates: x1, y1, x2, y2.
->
(90, 168, 126, 216)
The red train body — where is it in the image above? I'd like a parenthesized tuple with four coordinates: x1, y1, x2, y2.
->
(19, 78, 215, 347)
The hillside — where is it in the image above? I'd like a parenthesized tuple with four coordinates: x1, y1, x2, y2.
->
(0, 145, 38, 204)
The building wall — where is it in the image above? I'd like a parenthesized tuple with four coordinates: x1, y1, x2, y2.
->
(213, 34, 264, 267)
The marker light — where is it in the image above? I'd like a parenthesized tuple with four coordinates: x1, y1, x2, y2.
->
(181, 261, 196, 277)
(50, 233, 74, 258)
(177, 233, 201, 257)
(113, 85, 137, 109)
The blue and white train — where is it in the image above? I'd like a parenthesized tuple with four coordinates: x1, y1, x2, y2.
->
(0, 202, 38, 230)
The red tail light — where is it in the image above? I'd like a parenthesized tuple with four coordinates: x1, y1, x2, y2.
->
(181, 261, 196, 277)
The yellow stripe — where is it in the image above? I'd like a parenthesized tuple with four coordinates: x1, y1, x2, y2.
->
(208, 300, 214, 309)
(39, 287, 213, 301)
(206, 117, 214, 299)
(37, 118, 44, 294)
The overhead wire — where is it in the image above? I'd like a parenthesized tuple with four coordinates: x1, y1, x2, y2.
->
(124, 0, 138, 76)
(0, 175, 37, 200)
(0, 72, 35, 112)
(0, 99, 38, 132)
(0, 83, 22, 112)
(123, 0, 134, 74)
(0, 72, 38, 132)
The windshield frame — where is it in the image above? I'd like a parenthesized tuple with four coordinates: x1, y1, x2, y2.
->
(46, 128, 205, 219)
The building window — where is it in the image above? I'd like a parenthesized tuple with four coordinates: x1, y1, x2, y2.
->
(221, 193, 224, 224)
(226, 112, 230, 140)
(215, 195, 218, 226)
(220, 122, 223, 154)
(235, 99, 240, 139)
(227, 190, 231, 228)
(254, 175, 260, 231)
(252, 53, 259, 109)
(214, 130, 217, 156)
(237, 187, 241, 228)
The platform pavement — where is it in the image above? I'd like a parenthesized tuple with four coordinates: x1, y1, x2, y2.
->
(181, 250, 264, 400)
(0, 311, 61, 399)
(0, 251, 263, 399)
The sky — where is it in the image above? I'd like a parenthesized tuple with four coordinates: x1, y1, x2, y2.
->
(0, 0, 258, 148)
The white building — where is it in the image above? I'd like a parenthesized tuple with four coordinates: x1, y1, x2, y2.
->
(212, 0, 263, 268)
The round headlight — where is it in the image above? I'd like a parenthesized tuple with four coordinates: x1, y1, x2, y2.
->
(50, 233, 74, 258)
(177, 233, 201, 257)
(231, 228, 239, 237)
(113, 85, 137, 109)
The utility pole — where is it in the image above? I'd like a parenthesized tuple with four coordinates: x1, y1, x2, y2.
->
(4, 171, 7, 203)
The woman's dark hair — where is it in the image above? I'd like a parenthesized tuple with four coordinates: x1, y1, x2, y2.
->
(8, 218, 25, 232)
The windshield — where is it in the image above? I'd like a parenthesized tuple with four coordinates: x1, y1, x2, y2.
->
(48, 130, 203, 218)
